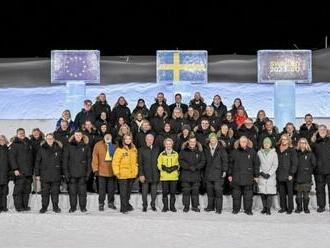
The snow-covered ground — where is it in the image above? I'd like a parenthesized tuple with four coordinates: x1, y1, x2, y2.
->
(1, 200, 330, 248)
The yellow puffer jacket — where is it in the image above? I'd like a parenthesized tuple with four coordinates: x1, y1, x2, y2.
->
(112, 145, 138, 179)
(157, 150, 179, 181)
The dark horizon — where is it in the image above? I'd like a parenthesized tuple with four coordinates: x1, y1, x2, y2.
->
(0, 1, 329, 57)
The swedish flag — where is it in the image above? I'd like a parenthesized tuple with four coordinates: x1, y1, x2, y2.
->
(157, 50, 208, 84)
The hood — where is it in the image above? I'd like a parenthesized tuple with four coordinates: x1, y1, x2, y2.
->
(68, 134, 89, 145)
(184, 109, 199, 121)
(40, 140, 63, 149)
(181, 140, 203, 152)
(233, 138, 253, 149)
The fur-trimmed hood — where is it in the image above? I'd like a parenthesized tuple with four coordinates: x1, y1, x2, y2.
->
(40, 140, 63, 149)
(233, 138, 253, 150)
(184, 109, 199, 121)
(181, 140, 203, 152)
(68, 134, 89, 145)
(311, 130, 330, 143)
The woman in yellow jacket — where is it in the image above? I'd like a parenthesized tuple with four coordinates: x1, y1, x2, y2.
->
(157, 138, 180, 212)
(112, 134, 138, 213)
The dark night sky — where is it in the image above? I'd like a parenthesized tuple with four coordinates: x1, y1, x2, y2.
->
(0, 1, 329, 57)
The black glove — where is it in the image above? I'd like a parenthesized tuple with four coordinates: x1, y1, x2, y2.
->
(162, 165, 171, 173)
(260, 172, 267, 179)
(169, 166, 178, 173)
(264, 173, 270, 179)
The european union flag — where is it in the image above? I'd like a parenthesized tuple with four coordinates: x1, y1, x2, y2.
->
(51, 50, 100, 84)
(157, 50, 208, 84)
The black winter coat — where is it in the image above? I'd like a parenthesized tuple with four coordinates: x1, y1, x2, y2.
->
(149, 102, 171, 117)
(92, 101, 112, 119)
(179, 144, 206, 182)
(299, 123, 318, 144)
(195, 128, 212, 146)
(9, 137, 34, 176)
(169, 103, 188, 115)
(204, 143, 228, 182)
(276, 147, 298, 182)
(54, 128, 71, 147)
(169, 118, 188, 134)
(189, 100, 206, 116)
(63, 138, 92, 179)
(229, 147, 260, 186)
(211, 102, 227, 120)
(0, 145, 9, 185)
(111, 105, 131, 124)
(35, 142, 63, 182)
(138, 145, 160, 183)
(312, 135, 330, 175)
(237, 125, 259, 150)
(150, 116, 168, 135)
(295, 150, 316, 184)
(135, 130, 156, 149)
(258, 129, 279, 149)
(74, 109, 97, 129)
(154, 131, 177, 151)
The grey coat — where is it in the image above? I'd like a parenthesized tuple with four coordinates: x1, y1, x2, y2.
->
(257, 148, 278, 194)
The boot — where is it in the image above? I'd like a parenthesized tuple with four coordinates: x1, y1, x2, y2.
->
(295, 198, 302, 213)
(39, 207, 47, 214)
(266, 196, 272, 215)
(215, 197, 223, 214)
(99, 204, 104, 211)
(108, 202, 117, 210)
(162, 197, 169, 212)
(170, 195, 176, 212)
(260, 195, 267, 214)
(204, 197, 215, 212)
(303, 198, 310, 214)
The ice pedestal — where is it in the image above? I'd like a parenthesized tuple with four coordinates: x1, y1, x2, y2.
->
(65, 81, 86, 117)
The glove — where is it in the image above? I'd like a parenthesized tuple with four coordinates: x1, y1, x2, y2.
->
(162, 165, 171, 173)
(260, 172, 268, 179)
(169, 166, 178, 173)
(264, 173, 270, 179)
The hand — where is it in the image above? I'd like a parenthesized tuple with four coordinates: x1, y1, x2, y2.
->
(254, 177, 259, 182)
(94, 171, 99, 177)
(264, 174, 270, 179)
(139, 175, 146, 183)
(288, 176, 293, 181)
(222, 172, 226, 178)
(228, 176, 233, 182)
(35, 176, 40, 181)
(14, 170, 20, 177)
(260, 172, 267, 179)
(161, 165, 167, 171)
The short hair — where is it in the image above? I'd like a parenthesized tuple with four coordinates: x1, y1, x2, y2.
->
(45, 133, 55, 139)
(163, 138, 174, 146)
(84, 99, 92, 105)
(175, 93, 182, 98)
(16, 128, 25, 134)
(305, 113, 313, 118)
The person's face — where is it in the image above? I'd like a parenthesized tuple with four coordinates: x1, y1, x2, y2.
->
(237, 109, 244, 116)
(157, 94, 164, 102)
(63, 111, 70, 120)
(157, 107, 164, 116)
(263, 142, 271, 149)
(210, 137, 218, 146)
(194, 92, 201, 100)
(164, 124, 171, 133)
(136, 113, 143, 121)
(32, 131, 40, 139)
(100, 112, 107, 120)
(74, 132, 83, 142)
(61, 121, 69, 130)
(145, 135, 154, 146)
(0, 137, 6, 146)
(206, 107, 213, 116)
(188, 138, 197, 149)
(100, 125, 107, 133)
(182, 129, 189, 136)
(201, 120, 209, 130)
(164, 140, 173, 150)
(299, 140, 307, 150)
(245, 120, 253, 128)
(226, 113, 232, 121)
(85, 121, 92, 130)
(240, 137, 248, 148)
(221, 125, 229, 134)
(286, 125, 294, 134)
(119, 98, 125, 105)
(104, 134, 112, 143)
(305, 116, 313, 125)
(46, 135, 54, 146)
(281, 136, 289, 146)
(118, 118, 125, 126)
(138, 101, 144, 107)
(234, 99, 241, 108)
(122, 127, 129, 135)
(124, 135, 132, 145)
(174, 109, 181, 118)
(175, 95, 182, 103)
(258, 112, 265, 120)
(265, 122, 273, 131)
(84, 102, 92, 111)
(213, 96, 221, 105)
(99, 94, 106, 102)
(187, 107, 194, 116)
(17, 130, 25, 139)
(142, 122, 151, 131)
(319, 126, 327, 137)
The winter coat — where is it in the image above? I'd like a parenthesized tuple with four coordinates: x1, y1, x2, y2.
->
(237, 125, 259, 150)
(257, 148, 278, 194)
(54, 127, 72, 147)
(112, 144, 138, 179)
(149, 102, 171, 117)
(138, 145, 160, 183)
(276, 146, 298, 182)
(204, 143, 228, 182)
(111, 105, 131, 124)
(0, 145, 9, 185)
(34, 141, 63, 182)
(179, 142, 206, 183)
(228, 141, 260, 186)
(211, 102, 227, 120)
(63, 135, 92, 179)
(30, 136, 44, 165)
(56, 118, 75, 132)
(299, 123, 318, 144)
(217, 133, 235, 154)
(154, 131, 177, 151)
(258, 128, 279, 150)
(150, 115, 168, 135)
(157, 150, 180, 181)
(202, 115, 222, 131)
(74, 109, 97, 129)
(195, 128, 212, 146)
(169, 103, 188, 115)
(280, 130, 300, 147)
(189, 100, 206, 116)
(132, 106, 150, 120)
(169, 118, 188, 134)
(92, 140, 115, 177)
(295, 150, 316, 184)
(312, 135, 330, 175)
(8, 137, 34, 177)
(92, 100, 112, 119)
(135, 130, 156, 149)
(174, 133, 189, 152)
(184, 110, 200, 130)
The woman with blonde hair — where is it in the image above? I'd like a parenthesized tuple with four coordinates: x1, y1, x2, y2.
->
(294, 138, 316, 214)
(114, 124, 131, 146)
(276, 133, 298, 214)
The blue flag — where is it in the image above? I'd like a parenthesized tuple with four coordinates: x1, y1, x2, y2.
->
(157, 50, 208, 84)
(51, 50, 100, 84)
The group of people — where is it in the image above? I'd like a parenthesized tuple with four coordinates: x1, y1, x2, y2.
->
(0, 91, 329, 215)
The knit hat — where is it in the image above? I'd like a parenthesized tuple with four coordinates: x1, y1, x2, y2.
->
(263, 137, 272, 146)
(208, 132, 217, 140)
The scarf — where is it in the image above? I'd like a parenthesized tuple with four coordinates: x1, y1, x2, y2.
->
(262, 148, 271, 156)
(105, 142, 115, 161)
